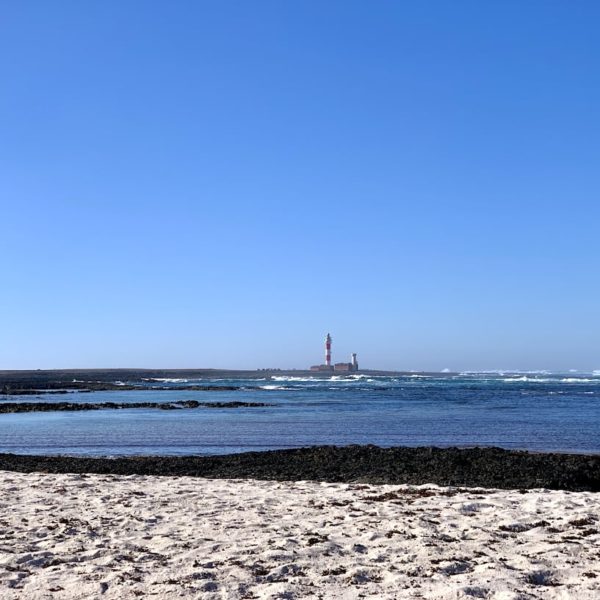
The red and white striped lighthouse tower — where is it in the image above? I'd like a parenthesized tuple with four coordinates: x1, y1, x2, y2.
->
(325, 333, 332, 367)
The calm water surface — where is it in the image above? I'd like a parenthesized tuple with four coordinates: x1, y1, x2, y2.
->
(0, 373, 599, 456)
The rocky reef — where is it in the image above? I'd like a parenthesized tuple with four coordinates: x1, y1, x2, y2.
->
(1, 445, 598, 492)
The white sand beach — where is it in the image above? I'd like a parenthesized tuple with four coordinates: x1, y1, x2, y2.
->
(0, 471, 598, 599)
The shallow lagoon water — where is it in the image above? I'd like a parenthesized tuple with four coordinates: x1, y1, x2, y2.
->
(0, 373, 599, 456)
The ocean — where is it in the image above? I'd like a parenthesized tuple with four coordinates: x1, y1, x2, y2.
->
(1, 372, 599, 456)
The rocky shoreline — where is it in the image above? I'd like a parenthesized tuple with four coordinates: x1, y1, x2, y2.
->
(1, 445, 598, 491)
(0, 383, 256, 395)
(0, 369, 276, 395)
(0, 400, 271, 413)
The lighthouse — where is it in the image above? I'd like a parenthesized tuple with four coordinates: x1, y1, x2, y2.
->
(311, 334, 359, 372)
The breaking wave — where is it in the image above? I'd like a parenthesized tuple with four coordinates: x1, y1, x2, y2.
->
(143, 378, 190, 384)
(504, 376, 599, 384)
(259, 385, 292, 391)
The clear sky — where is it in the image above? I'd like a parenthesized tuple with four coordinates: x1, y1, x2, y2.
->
(1, 1, 599, 372)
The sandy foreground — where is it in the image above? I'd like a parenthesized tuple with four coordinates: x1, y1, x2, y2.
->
(0, 472, 598, 599)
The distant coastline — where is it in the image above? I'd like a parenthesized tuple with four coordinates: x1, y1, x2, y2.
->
(0, 367, 442, 387)
(0, 368, 430, 397)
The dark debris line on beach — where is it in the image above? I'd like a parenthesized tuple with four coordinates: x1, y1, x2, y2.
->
(1, 446, 599, 492)
(0, 400, 272, 413)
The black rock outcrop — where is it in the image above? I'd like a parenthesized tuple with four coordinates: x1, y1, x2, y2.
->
(0, 446, 598, 492)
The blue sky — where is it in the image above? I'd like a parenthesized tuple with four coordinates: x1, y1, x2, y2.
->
(1, 1, 599, 371)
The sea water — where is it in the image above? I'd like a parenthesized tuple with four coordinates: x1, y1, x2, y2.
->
(0, 372, 599, 456)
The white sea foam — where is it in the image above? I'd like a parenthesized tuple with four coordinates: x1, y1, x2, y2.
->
(503, 376, 598, 384)
(258, 385, 290, 390)
(271, 376, 317, 382)
(503, 377, 552, 383)
(462, 370, 553, 376)
(270, 375, 377, 383)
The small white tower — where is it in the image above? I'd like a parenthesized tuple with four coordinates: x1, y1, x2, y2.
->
(351, 353, 358, 371)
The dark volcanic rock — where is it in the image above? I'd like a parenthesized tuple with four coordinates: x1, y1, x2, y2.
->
(0, 446, 598, 492)
(0, 383, 254, 394)
(0, 401, 271, 413)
